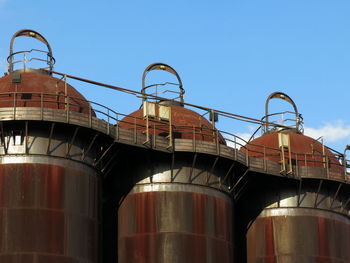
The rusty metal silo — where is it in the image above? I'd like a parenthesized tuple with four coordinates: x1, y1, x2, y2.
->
(117, 63, 234, 263)
(237, 92, 350, 263)
(0, 29, 116, 263)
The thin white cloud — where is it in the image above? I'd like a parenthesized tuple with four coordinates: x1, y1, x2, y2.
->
(225, 125, 256, 149)
(304, 121, 350, 143)
(226, 132, 252, 149)
(224, 125, 260, 149)
(235, 132, 252, 143)
(223, 122, 350, 149)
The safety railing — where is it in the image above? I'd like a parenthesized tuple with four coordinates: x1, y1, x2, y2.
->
(261, 111, 304, 134)
(0, 90, 348, 183)
(7, 49, 55, 72)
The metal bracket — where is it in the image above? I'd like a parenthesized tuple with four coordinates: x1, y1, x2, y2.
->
(206, 156, 219, 185)
(82, 133, 99, 162)
(230, 168, 249, 195)
(314, 180, 323, 208)
(188, 153, 198, 183)
(66, 127, 80, 157)
(94, 141, 115, 167)
(221, 162, 235, 190)
(46, 123, 55, 155)
(297, 178, 303, 207)
(330, 183, 342, 209)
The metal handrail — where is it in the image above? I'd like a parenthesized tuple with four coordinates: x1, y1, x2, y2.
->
(0, 90, 348, 182)
(7, 49, 55, 72)
(8, 29, 55, 73)
(1, 91, 341, 163)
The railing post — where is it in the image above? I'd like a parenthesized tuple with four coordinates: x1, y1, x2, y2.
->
(320, 136, 326, 168)
(295, 153, 299, 178)
(216, 129, 219, 155)
(192, 126, 196, 152)
(343, 153, 348, 181)
(13, 92, 16, 120)
(234, 136, 237, 160)
(145, 112, 149, 144)
(115, 112, 119, 140)
(344, 155, 347, 181)
(107, 109, 110, 135)
(133, 117, 137, 144)
(326, 155, 329, 179)
(263, 146, 267, 172)
(168, 107, 173, 149)
(23, 52, 27, 70)
(246, 148, 249, 166)
(115, 123, 119, 142)
(88, 104, 92, 128)
(211, 109, 216, 143)
(304, 154, 307, 176)
(153, 124, 156, 148)
(64, 74, 67, 110)
(66, 96, 70, 123)
(40, 93, 44, 120)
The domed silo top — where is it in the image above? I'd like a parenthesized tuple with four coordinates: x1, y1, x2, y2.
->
(242, 92, 341, 170)
(0, 29, 92, 115)
(120, 62, 225, 144)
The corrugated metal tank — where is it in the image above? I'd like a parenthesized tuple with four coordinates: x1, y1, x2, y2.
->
(0, 29, 101, 263)
(117, 63, 233, 263)
(238, 92, 350, 263)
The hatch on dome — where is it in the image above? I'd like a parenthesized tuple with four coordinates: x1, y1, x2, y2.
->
(119, 62, 225, 144)
(0, 29, 93, 115)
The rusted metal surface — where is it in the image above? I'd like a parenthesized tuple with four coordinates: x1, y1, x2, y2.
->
(0, 101, 346, 185)
(0, 72, 93, 115)
(242, 132, 341, 170)
(240, 178, 350, 263)
(0, 100, 345, 184)
(120, 105, 226, 143)
(118, 184, 233, 263)
(0, 108, 103, 262)
(0, 162, 100, 263)
(1, 30, 350, 263)
(247, 208, 350, 263)
(116, 152, 234, 263)
(122, 62, 224, 144)
(243, 91, 341, 175)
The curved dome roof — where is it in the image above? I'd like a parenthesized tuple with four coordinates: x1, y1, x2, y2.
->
(0, 71, 92, 115)
(122, 62, 225, 144)
(242, 132, 341, 170)
(240, 91, 342, 172)
(120, 104, 226, 144)
(1, 29, 93, 116)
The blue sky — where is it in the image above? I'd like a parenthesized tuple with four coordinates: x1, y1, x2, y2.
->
(0, 1, 350, 152)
